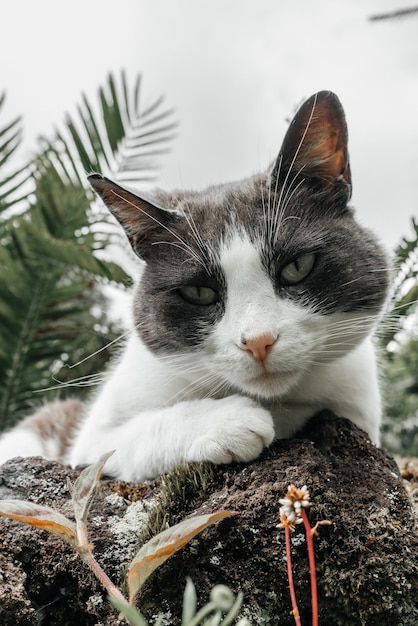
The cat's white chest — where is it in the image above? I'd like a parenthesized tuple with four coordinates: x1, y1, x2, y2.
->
(85, 334, 205, 425)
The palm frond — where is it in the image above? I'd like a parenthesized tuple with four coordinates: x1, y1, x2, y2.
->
(0, 166, 129, 427)
(0, 73, 177, 430)
(382, 217, 418, 348)
(39, 70, 177, 185)
(0, 240, 122, 424)
(0, 93, 33, 213)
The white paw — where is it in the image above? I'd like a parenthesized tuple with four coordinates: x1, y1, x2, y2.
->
(186, 395, 275, 466)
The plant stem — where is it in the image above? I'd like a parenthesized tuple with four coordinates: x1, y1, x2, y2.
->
(302, 510, 318, 626)
(81, 549, 127, 604)
(285, 527, 302, 626)
(220, 591, 244, 626)
(186, 600, 217, 626)
(75, 521, 126, 604)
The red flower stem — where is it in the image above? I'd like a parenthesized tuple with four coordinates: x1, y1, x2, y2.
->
(285, 526, 302, 626)
(302, 509, 318, 626)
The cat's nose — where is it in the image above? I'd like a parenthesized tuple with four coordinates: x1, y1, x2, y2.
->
(239, 332, 277, 364)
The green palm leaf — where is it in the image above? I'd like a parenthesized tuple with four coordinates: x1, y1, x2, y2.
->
(0, 93, 32, 213)
(0, 168, 129, 426)
(39, 70, 177, 185)
(382, 217, 418, 348)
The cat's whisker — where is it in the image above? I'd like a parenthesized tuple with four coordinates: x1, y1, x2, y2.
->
(167, 363, 212, 382)
(150, 353, 213, 379)
(270, 177, 306, 245)
(164, 368, 225, 405)
(314, 322, 377, 340)
(202, 379, 233, 400)
(190, 372, 233, 401)
(180, 203, 212, 272)
(270, 95, 319, 234)
(269, 153, 282, 240)
(35, 373, 106, 393)
(260, 176, 271, 246)
(320, 315, 376, 328)
(153, 352, 206, 369)
(279, 177, 305, 218)
(111, 189, 207, 269)
(151, 240, 207, 269)
(387, 298, 418, 314)
(272, 169, 305, 237)
(328, 312, 388, 327)
(66, 326, 135, 369)
(339, 276, 374, 288)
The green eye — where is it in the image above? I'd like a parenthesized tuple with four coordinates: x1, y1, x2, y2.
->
(178, 285, 218, 306)
(280, 253, 316, 285)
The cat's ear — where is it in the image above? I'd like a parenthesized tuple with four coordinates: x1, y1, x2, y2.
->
(272, 91, 351, 196)
(88, 174, 181, 259)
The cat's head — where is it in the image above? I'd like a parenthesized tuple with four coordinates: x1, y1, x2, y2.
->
(89, 91, 390, 400)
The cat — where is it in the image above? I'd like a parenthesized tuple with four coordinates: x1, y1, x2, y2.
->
(0, 91, 390, 482)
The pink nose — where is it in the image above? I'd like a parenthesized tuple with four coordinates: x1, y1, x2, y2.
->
(239, 332, 277, 364)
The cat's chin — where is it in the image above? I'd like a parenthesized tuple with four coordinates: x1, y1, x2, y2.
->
(237, 369, 300, 400)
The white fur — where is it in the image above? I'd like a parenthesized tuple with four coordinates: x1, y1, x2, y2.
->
(0, 429, 47, 460)
(0, 233, 382, 480)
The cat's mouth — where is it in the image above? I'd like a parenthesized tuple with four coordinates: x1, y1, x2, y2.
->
(247, 369, 293, 384)
(242, 368, 298, 397)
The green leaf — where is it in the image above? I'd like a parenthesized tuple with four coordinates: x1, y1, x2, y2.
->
(382, 217, 418, 349)
(80, 93, 111, 169)
(127, 511, 238, 604)
(0, 162, 128, 427)
(182, 578, 198, 624)
(109, 596, 149, 626)
(0, 499, 77, 546)
(39, 71, 177, 185)
(69, 451, 114, 524)
(26, 227, 129, 283)
(0, 93, 32, 213)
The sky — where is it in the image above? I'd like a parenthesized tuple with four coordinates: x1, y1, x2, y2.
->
(2, 0, 418, 250)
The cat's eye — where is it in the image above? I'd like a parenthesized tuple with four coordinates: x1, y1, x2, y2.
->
(178, 285, 219, 306)
(280, 253, 316, 285)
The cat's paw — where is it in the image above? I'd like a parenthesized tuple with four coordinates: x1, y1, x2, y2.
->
(186, 395, 274, 466)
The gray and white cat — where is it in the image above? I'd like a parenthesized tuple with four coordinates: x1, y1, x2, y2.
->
(0, 91, 390, 482)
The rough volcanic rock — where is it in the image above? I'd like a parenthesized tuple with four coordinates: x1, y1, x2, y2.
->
(0, 411, 417, 626)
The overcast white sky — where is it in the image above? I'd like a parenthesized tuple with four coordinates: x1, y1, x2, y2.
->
(2, 0, 417, 249)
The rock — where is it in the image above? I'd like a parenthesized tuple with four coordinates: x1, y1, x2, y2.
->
(0, 457, 156, 625)
(0, 411, 417, 626)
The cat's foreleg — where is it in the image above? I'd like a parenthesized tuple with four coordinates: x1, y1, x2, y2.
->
(69, 394, 275, 482)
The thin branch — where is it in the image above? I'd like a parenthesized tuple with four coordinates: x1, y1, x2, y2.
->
(369, 6, 418, 21)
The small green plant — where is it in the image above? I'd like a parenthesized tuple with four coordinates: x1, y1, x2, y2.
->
(0, 452, 247, 625)
(278, 484, 331, 626)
